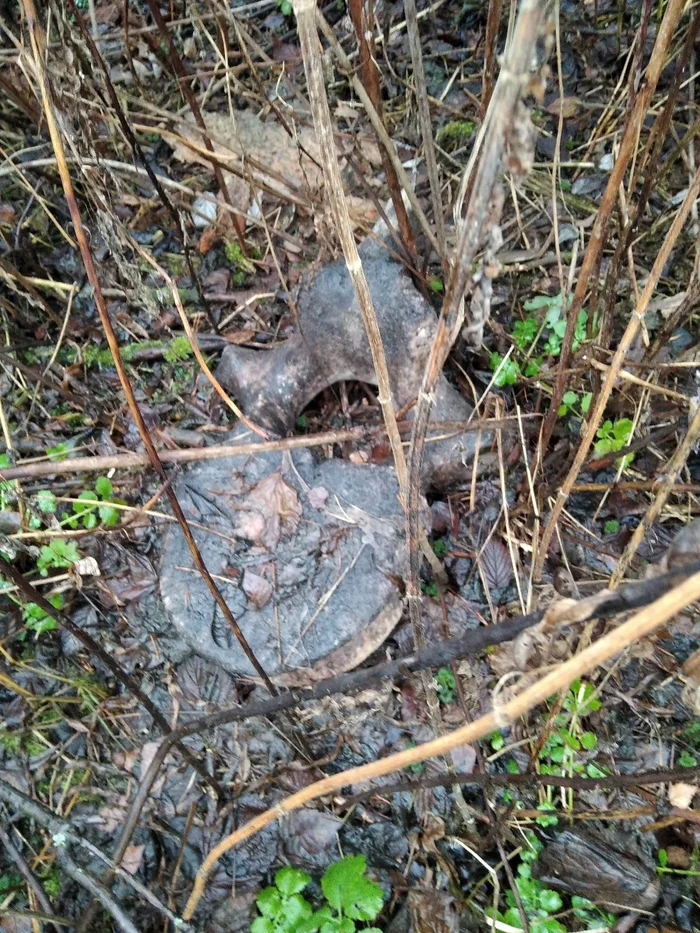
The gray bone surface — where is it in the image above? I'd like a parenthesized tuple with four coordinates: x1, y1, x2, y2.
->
(160, 426, 412, 681)
(217, 240, 497, 488)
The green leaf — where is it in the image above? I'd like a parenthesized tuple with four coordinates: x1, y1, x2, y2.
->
(321, 856, 383, 920)
(432, 538, 448, 557)
(275, 866, 311, 897)
(99, 505, 120, 527)
(436, 667, 456, 704)
(603, 519, 619, 534)
(613, 418, 633, 442)
(282, 893, 314, 928)
(35, 490, 57, 513)
(580, 392, 592, 414)
(256, 886, 282, 919)
(46, 443, 69, 463)
(586, 763, 607, 778)
(593, 438, 614, 458)
(428, 275, 444, 293)
(580, 731, 597, 750)
(489, 731, 505, 751)
(524, 358, 542, 377)
(502, 907, 525, 929)
(562, 391, 578, 406)
(538, 889, 563, 913)
(532, 918, 566, 933)
(489, 353, 520, 386)
(95, 476, 113, 499)
(524, 295, 559, 312)
(251, 918, 274, 933)
(678, 750, 697, 767)
(72, 489, 96, 512)
(512, 318, 538, 350)
(658, 848, 668, 868)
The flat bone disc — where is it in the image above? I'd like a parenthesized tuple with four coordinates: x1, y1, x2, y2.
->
(160, 430, 406, 685)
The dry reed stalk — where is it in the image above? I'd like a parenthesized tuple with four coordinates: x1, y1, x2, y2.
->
(403, 0, 446, 257)
(348, 0, 418, 261)
(406, 0, 546, 647)
(316, 12, 440, 256)
(292, 0, 408, 495)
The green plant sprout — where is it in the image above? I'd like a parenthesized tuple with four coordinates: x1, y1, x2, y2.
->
(66, 476, 124, 529)
(593, 419, 634, 467)
(432, 538, 448, 557)
(557, 391, 592, 419)
(252, 856, 383, 933)
(537, 680, 606, 815)
(603, 519, 619, 534)
(490, 293, 594, 387)
(487, 831, 615, 933)
(435, 667, 457, 704)
(37, 539, 80, 576)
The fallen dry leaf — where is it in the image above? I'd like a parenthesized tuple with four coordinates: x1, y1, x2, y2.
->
(242, 570, 272, 609)
(668, 781, 697, 810)
(236, 472, 301, 550)
(171, 109, 324, 202)
(546, 96, 582, 118)
(120, 844, 145, 875)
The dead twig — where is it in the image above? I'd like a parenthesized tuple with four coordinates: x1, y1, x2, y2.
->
(291, 0, 408, 496)
(0, 417, 527, 482)
(541, 0, 688, 448)
(348, 0, 418, 262)
(535, 162, 700, 580)
(182, 565, 700, 919)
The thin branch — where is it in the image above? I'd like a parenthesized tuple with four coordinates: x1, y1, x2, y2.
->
(19, 0, 276, 692)
(540, 0, 688, 449)
(403, 0, 446, 256)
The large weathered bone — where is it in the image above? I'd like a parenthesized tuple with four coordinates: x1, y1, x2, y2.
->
(217, 238, 497, 487)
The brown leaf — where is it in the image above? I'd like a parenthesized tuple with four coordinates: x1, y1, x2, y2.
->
(120, 844, 145, 875)
(171, 109, 324, 201)
(546, 96, 582, 118)
(480, 538, 513, 591)
(0, 204, 17, 224)
(271, 37, 301, 62)
(242, 570, 272, 608)
(237, 472, 301, 550)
